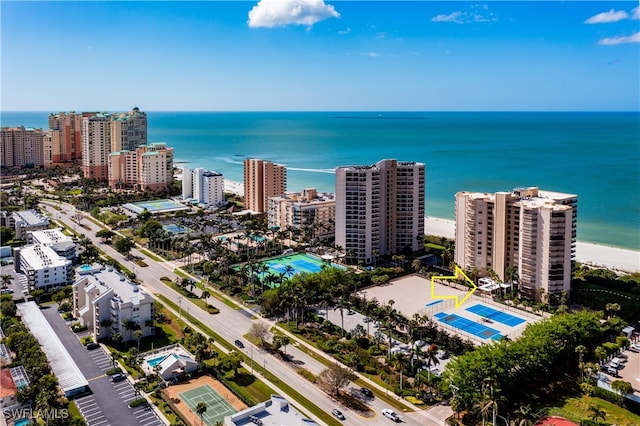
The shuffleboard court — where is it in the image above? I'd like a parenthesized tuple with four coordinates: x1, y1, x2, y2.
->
(466, 303, 526, 327)
(434, 312, 503, 341)
(179, 384, 237, 425)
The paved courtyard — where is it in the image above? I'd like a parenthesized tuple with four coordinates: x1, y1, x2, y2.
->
(357, 274, 544, 344)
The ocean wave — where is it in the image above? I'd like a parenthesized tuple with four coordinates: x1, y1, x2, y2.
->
(210, 156, 244, 165)
(288, 167, 336, 174)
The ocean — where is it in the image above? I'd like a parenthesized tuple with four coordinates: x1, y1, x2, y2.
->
(2, 111, 639, 251)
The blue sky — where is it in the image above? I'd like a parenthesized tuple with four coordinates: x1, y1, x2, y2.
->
(2, 1, 639, 111)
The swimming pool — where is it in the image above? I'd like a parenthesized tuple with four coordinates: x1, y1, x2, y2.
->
(434, 312, 503, 341)
(14, 419, 30, 426)
(146, 355, 169, 367)
(466, 304, 526, 327)
(79, 264, 93, 272)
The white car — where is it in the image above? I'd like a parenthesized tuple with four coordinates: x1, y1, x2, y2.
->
(629, 343, 640, 352)
(610, 357, 621, 369)
(382, 408, 401, 422)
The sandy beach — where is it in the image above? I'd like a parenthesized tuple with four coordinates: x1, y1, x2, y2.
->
(224, 179, 244, 195)
(425, 216, 639, 274)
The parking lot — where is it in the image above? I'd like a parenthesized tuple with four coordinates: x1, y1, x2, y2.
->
(41, 304, 164, 426)
(599, 343, 640, 400)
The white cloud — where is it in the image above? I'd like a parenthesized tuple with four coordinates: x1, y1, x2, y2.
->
(338, 27, 350, 35)
(247, 0, 339, 28)
(598, 31, 640, 45)
(432, 11, 464, 24)
(431, 5, 497, 24)
(632, 6, 640, 20)
(359, 51, 380, 58)
(585, 9, 628, 24)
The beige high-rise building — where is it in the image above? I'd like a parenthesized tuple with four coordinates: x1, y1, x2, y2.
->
(454, 187, 577, 301)
(335, 159, 425, 265)
(268, 189, 336, 242)
(110, 107, 147, 152)
(243, 159, 287, 213)
(0, 126, 52, 168)
(48, 112, 84, 164)
(109, 143, 174, 191)
(82, 113, 112, 180)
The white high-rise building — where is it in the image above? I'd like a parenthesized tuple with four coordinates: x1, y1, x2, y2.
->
(268, 189, 336, 242)
(454, 187, 577, 301)
(335, 159, 425, 265)
(182, 167, 225, 207)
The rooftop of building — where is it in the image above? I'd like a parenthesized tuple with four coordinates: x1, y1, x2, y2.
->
(31, 228, 73, 245)
(19, 245, 69, 269)
(226, 394, 318, 426)
(11, 210, 50, 226)
(75, 264, 149, 304)
(16, 302, 88, 394)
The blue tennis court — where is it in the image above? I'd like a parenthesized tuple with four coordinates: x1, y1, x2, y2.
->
(466, 304, 526, 327)
(434, 312, 503, 340)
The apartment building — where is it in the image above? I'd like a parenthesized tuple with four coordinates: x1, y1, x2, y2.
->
(244, 159, 287, 213)
(110, 107, 148, 152)
(15, 244, 72, 290)
(0, 126, 52, 168)
(82, 113, 112, 179)
(72, 264, 155, 341)
(30, 228, 77, 261)
(11, 210, 51, 240)
(48, 112, 84, 164)
(454, 187, 577, 301)
(268, 189, 336, 242)
(108, 142, 174, 191)
(335, 159, 425, 265)
(182, 167, 225, 207)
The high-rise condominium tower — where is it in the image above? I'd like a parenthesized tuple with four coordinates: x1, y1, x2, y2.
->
(335, 159, 425, 266)
(243, 159, 287, 213)
(48, 112, 84, 164)
(454, 187, 577, 301)
(110, 107, 147, 152)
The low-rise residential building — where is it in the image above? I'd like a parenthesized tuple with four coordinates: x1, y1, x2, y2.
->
(182, 167, 225, 207)
(0, 367, 30, 410)
(224, 394, 318, 426)
(141, 345, 198, 382)
(268, 188, 336, 242)
(30, 228, 77, 261)
(72, 264, 155, 341)
(10, 210, 50, 240)
(15, 244, 72, 290)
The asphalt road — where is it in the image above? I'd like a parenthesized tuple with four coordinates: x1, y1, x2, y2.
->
(40, 200, 449, 426)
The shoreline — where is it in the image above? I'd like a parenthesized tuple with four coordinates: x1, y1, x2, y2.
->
(425, 216, 639, 274)
(221, 178, 639, 273)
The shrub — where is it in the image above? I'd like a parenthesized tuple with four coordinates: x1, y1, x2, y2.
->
(128, 398, 147, 408)
(106, 367, 122, 375)
(297, 369, 316, 383)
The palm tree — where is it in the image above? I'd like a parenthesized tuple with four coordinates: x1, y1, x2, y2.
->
(195, 401, 207, 426)
(575, 345, 587, 382)
(100, 319, 113, 340)
(412, 259, 422, 274)
(423, 344, 440, 384)
(1, 274, 14, 288)
(134, 330, 144, 351)
(588, 405, 606, 424)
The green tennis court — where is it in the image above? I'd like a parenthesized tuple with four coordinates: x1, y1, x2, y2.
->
(179, 384, 237, 425)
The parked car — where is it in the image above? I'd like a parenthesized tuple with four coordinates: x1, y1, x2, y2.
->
(85, 342, 100, 350)
(607, 366, 620, 377)
(234, 339, 245, 349)
(610, 357, 621, 369)
(331, 409, 345, 420)
(629, 343, 640, 352)
(111, 372, 126, 383)
(382, 408, 401, 422)
(0, 288, 14, 294)
(360, 387, 374, 398)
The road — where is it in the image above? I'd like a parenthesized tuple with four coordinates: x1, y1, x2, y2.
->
(40, 200, 449, 426)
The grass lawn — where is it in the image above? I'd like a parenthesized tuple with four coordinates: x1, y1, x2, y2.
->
(548, 395, 640, 426)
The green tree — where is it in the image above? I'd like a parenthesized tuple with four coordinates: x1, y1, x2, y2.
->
(196, 401, 207, 426)
(114, 236, 135, 256)
(611, 380, 634, 404)
(134, 329, 144, 351)
(318, 363, 356, 397)
(588, 405, 606, 424)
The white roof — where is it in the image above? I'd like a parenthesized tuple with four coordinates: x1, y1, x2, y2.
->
(16, 301, 88, 394)
(20, 245, 70, 269)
